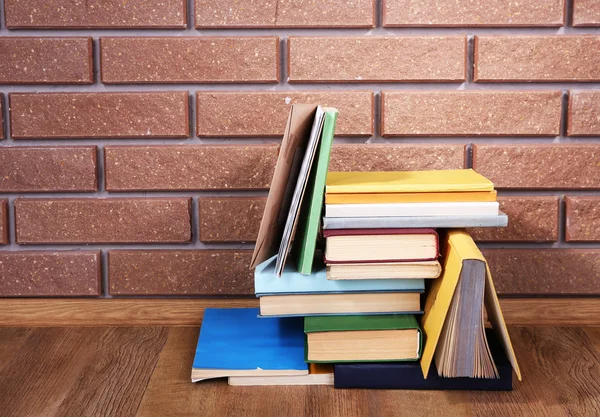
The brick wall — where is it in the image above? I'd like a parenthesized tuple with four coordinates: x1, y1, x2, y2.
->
(0, 0, 599, 299)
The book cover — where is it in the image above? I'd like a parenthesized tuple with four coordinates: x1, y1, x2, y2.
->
(322, 212, 508, 230)
(250, 104, 318, 268)
(420, 230, 522, 381)
(323, 228, 437, 238)
(326, 169, 494, 194)
(305, 314, 420, 333)
(192, 308, 307, 382)
(334, 328, 512, 390)
(255, 255, 425, 295)
(325, 190, 498, 204)
(295, 108, 338, 275)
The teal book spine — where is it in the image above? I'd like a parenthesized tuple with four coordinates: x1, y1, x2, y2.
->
(295, 108, 338, 275)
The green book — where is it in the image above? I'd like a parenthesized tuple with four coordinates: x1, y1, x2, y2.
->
(304, 314, 422, 363)
(294, 108, 338, 275)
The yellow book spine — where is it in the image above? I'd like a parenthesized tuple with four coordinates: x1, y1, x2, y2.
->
(326, 191, 497, 204)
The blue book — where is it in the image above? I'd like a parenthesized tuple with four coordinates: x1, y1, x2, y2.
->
(191, 308, 308, 382)
(255, 255, 425, 296)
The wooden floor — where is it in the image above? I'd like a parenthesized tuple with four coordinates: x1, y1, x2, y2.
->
(1, 327, 600, 417)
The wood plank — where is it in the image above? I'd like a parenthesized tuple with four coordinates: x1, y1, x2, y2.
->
(0, 298, 599, 327)
(0, 327, 167, 417)
(0, 328, 32, 371)
(135, 328, 472, 417)
(470, 327, 600, 416)
(584, 328, 600, 353)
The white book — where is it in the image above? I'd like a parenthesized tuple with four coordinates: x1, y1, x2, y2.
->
(325, 202, 499, 218)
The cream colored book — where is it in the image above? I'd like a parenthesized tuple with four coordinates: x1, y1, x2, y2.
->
(326, 261, 441, 280)
(325, 202, 500, 218)
(259, 292, 421, 317)
(228, 364, 333, 386)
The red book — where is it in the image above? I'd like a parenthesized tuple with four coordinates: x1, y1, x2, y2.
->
(324, 228, 439, 264)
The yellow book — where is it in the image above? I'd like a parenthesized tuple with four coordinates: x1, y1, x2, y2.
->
(326, 190, 497, 204)
(326, 169, 494, 194)
(420, 230, 521, 381)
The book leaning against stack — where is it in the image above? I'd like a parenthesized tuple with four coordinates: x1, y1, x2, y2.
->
(190, 104, 522, 389)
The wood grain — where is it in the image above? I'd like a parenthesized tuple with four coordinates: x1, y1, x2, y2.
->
(0, 327, 167, 417)
(0, 327, 599, 416)
(0, 328, 31, 371)
(584, 328, 600, 353)
(0, 298, 599, 327)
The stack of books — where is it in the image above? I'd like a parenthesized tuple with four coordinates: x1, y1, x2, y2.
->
(191, 104, 522, 389)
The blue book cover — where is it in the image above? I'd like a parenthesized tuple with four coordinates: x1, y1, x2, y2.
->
(255, 255, 425, 296)
(192, 308, 308, 382)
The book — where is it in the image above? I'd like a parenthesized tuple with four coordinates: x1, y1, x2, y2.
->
(326, 190, 498, 204)
(228, 364, 333, 386)
(305, 314, 422, 363)
(420, 230, 522, 381)
(324, 228, 439, 263)
(191, 308, 307, 382)
(326, 169, 494, 194)
(255, 255, 425, 295)
(294, 108, 338, 275)
(325, 201, 499, 218)
(334, 328, 512, 391)
(251, 104, 319, 268)
(275, 106, 326, 275)
(326, 261, 441, 280)
(259, 292, 421, 317)
(323, 211, 508, 230)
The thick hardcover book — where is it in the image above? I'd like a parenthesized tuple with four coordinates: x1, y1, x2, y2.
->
(324, 228, 439, 264)
(420, 230, 522, 381)
(305, 314, 422, 363)
(325, 201, 499, 218)
(326, 190, 498, 204)
(255, 255, 425, 295)
(323, 212, 508, 230)
(191, 308, 307, 382)
(334, 328, 512, 390)
(295, 108, 338, 275)
(326, 169, 494, 194)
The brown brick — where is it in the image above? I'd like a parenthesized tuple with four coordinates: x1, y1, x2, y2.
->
(470, 197, 559, 242)
(0, 147, 97, 192)
(474, 36, 600, 82)
(483, 249, 600, 295)
(0, 94, 4, 139)
(0, 37, 92, 84)
(196, 0, 374, 28)
(4, 0, 186, 28)
(568, 91, 600, 136)
(104, 145, 277, 191)
(15, 198, 191, 244)
(0, 251, 100, 296)
(565, 196, 600, 242)
(473, 144, 600, 189)
(288, 36, 466, 82)
(101, 37, 279, 84)
(9, 92, 189, 139)
(384, 0, 564, 27)
(197, 91, 373, 137)
(382, 91, 561, 136)
(108, 250, 253, 295)
(329, 144, 466, 171)
(199, 197, 265, 243)
(573, 0, 600, 26)
(0, 200, 7, 245)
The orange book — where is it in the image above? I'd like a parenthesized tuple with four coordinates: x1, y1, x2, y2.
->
(325, 191, 497, 205)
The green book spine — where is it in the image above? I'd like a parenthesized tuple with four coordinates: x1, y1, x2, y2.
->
(304, 314, 420, 333)
(294, 109, 338, 275)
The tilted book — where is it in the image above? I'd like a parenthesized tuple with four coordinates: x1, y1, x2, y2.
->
(294, 108, 338, 275)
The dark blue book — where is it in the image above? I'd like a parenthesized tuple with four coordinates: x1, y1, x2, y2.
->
(192, 308, 308, 382)
(334, 328, 512, 390)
